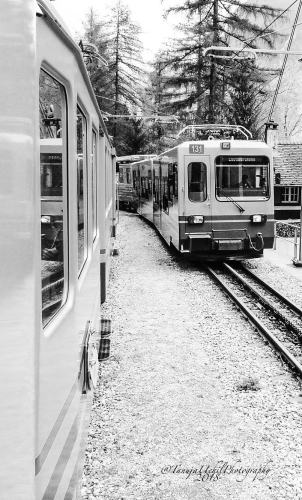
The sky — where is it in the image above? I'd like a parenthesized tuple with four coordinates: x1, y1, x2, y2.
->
(53, 0, 302, 61)
(53, 0, 302, 134)
(53, 0, 175, 61)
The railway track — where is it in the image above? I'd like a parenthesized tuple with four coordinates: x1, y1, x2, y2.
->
(204, 261, 302, 377)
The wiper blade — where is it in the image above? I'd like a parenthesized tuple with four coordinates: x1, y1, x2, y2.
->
(218, 189, 245, 213)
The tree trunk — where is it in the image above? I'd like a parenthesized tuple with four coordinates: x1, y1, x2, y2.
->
(208, 0, 219, 123)
(196, 5, 202, 120)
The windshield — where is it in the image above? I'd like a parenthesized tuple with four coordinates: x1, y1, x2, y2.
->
(215, 155, 269, 199)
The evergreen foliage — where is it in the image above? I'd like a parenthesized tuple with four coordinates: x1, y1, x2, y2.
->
(80, 1, 286, 150)
(81, 2, 148, 155)
(225, 60, 270, 138)
(159, 0, 284, 131)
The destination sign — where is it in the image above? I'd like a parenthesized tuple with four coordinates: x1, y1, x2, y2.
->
(41, 153, 62, 164)
(216, 155, 268, 166)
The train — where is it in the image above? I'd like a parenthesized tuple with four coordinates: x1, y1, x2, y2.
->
(130, 125, 274, 260)
(1, 1, 117, 499)
(116, 155, 156, 212)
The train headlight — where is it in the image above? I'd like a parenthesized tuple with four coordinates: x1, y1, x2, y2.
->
(251, 214, 267, 223)
(41, 215, 51, 224)
(188, 215, 204, 224)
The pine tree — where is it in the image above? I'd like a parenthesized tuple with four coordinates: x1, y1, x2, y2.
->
(80, 1, 146, 150)
(146, 54, 175, 151)
(162, 0, 283, 124)
(225, 60, 270, 138)
(118, 118, 149, 155)
(80, 8, 114, 116)
(103, 0, 145, 142)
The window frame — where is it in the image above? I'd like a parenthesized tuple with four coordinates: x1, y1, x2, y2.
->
(76, 103, 88, 276)
(92, 127, 98, 242)
(281, 186, 299, 204)
(188, 161, 207, 203)
(215, 155, 270, 202)
(39, 66, 69, 328)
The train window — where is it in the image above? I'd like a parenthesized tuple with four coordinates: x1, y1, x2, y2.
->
(40, 69, 67, 326)
(119, 166, 124, 184)
(215, 156, 269, 199)
(126, 168, 131, 184)
(148, 170, 152, 194)
(105, 147, 112, 214)
(77, 106, 88, 273)
(163, 174, 169, 211)
(174, 163, 178, 199)
(154, 177, 159, 204)
(168, 164, 173, 203)
(168, 163, 178, 202)
(92, 130, 97, 241)
(188, 162, 207, 202)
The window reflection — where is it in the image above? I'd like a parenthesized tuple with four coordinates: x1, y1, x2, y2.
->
(92, 131, 97, 240)
(77, 107, 87, 272)
(40, 69, 66, 326)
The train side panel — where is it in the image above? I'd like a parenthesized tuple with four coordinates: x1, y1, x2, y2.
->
(36, 11, 102, 499)
(137, 160, 153, 221)
(0, 1, 116, 499)
(136, 154, 180, 250)
(0, 1, 37, 498)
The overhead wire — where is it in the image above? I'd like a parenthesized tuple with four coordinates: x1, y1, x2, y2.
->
(210, 0, 299, 63)
(211, 0, 302, 123)
(206, 0, 298, 70)
(211, 0, 300, 62)
(241, 0, 299, 48)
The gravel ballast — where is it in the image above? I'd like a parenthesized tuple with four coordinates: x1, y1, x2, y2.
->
(82, 212, 302, 500)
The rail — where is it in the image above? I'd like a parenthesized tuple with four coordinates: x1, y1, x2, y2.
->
(205, 262, 302, 377)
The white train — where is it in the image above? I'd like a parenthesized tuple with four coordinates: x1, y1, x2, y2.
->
(116, 155, 156, 211)
(0, 1, 116, 498)
(132, 126, 275, 260)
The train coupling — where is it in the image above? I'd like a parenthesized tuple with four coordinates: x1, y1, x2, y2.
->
(250, 232, 264, 252)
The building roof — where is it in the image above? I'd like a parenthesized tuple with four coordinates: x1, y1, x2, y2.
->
(273, 143, 302, 186)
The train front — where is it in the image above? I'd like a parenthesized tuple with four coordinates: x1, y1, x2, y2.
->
(179, 138, 274, 260)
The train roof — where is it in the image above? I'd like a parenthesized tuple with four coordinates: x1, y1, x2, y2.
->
(117, 155, 156, 163)
(38, 0, 113, 148)
(144, 139, 272, 163)
(37, 0, 72, 35)
(178, 139, 271, 150)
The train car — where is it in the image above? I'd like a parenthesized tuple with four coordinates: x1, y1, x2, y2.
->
(134, 125, 274, 260)
(0, 1, 116, 499)
(116, 155, 155, 212)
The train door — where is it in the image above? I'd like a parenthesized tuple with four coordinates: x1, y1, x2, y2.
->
(184, 155, 212, 232)
(153, 160, 161, 229)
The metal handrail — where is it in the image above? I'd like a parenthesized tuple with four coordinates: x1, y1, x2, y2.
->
(274, 220, 301, 263)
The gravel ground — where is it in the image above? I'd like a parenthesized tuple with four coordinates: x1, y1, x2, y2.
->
(82, 212, 302, 500)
